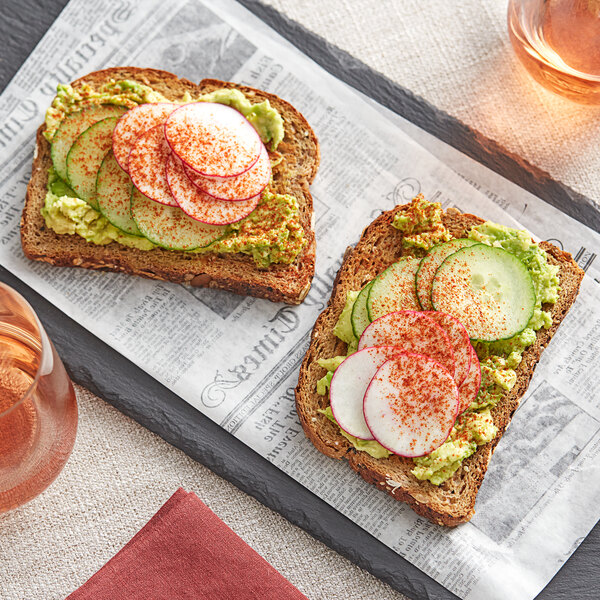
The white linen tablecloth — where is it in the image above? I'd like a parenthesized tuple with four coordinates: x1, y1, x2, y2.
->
(264, 0, 600, 207)
(3, 1, 597, 598)
(0, 386, 405, 599)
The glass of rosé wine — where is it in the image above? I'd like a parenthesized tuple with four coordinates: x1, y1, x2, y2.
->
(508, 0, 600, 104)
(0, 283, 77, 512)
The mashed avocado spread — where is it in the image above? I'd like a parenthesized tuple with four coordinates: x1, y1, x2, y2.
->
(316, 198, 560, 484)
(42, 80, 301, 268)
(43, 169, 154, 249)
(44, 80, 284, 148)
(392, 193, 452, 250)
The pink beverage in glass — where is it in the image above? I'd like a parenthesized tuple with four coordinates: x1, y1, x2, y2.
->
(0, 283, 77, 512)
(508, 0, 600, 103)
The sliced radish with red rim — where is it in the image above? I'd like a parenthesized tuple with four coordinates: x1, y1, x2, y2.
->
(329, 346, 404, 440)
(128, 125, 177, 207)
(166, 154, 259, 225)
(112, 103, 177, 171)
(358, 310, 455, 378)
(164, 102, 261, 178)
(423, 311, 472, 387)
(184, 144, 271, 201)
(363, 353, 459, 457)
(457, 345, 481, 414)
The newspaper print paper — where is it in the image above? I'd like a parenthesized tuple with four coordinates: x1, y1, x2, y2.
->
(0, 1, 599, 598)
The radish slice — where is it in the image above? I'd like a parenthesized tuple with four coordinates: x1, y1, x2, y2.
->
(363, 353, 459, 457)
(329, 346, 403, 440)
(185, 144, 272, 201)
(128, 125, 177, 207)
(164, 102, 261, 178)
(165, 154, 259, 225)
(112, 103, 177, 171)
(457, 345, 481, 414)
(423, 311, 472, 387)
(358, 311, 455, 378)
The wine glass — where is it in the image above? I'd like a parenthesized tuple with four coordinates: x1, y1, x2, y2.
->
(508, 0, 600, 104)
(0, 283, 77, 512)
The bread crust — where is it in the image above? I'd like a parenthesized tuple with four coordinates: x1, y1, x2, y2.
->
(295, 204, 584, 526)
(21, 67, 319, 304)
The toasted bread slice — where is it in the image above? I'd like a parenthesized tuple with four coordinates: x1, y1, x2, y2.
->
(22, 67, 319, 304)
(295, 204, 584, 526)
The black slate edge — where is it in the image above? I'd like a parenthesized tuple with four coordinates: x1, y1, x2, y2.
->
(0, 0, 69, 87)
(2, 0, 598, 598)
(232, 8, 600, 597)
(0, 266, 455, 600)
(237, 0, 600, 234)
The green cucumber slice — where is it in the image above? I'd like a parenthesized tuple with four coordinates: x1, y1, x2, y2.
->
(367, 257, 420, 321)
(96, 151, 141, 236)
(131, 187, 225, 251)
(431, 244, 536, 341)
(66, 116, 120, 210)
(416, 238, 477, 309)
(351, 280, 374, 339)
(51, 104, 126, 182)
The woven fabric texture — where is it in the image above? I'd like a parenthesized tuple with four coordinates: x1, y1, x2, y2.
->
(0, 386, 405, 600)
(264, 0, 600, 207)
(9, 1, 595, 598)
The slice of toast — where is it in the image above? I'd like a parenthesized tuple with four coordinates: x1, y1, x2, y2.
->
(295, 203, 584, 526)
(22, 67, 319, 304)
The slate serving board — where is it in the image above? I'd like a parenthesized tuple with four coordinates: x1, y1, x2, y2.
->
(1, 1, 598, 599)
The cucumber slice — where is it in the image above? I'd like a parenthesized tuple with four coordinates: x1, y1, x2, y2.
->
(131, 187, 225, 251)
(351, 280, 373, 339)
(416, 238, 477, 310)
(367, 257, 420, 321)
(51, 104, 126, 182)
(431, 244, 536, 341)
(96, 151, 141, 236)
(66, 116, 120, 210)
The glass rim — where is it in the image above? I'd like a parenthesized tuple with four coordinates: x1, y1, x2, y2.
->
(0, 282, 46, 419)
(508, 0, 600, 83)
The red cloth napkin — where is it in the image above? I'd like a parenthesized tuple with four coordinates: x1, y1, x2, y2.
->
(66, 488, 308, 600)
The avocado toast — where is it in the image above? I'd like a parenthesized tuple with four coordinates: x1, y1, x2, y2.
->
(295, 197, 584, 526)
(22, 67, 319, 304)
